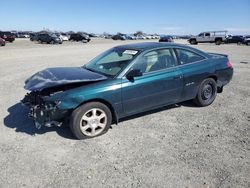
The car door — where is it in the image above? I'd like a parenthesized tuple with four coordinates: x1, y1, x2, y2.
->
(121, 48, 183, 115)
(199, 33, 210, 42)
(196, 33, 205, 42)
(174, 48, 214, 101)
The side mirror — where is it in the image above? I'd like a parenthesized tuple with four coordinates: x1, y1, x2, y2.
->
(126, 69, 142, 80)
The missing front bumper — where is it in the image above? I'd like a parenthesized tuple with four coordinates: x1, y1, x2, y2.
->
(27, 104, 69, 129)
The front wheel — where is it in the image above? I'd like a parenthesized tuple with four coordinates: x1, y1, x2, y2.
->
(193, 78, 217, 107)
(70, 102, 112, 139)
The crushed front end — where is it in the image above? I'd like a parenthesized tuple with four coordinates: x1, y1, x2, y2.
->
(21, 66, 108, 129)
(21, 91, 69, 129)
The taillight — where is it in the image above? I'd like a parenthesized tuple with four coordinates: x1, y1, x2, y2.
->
(227, 61, 233, 68)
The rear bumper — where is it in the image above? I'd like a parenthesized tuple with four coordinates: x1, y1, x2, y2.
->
(217, 67, 233, 88)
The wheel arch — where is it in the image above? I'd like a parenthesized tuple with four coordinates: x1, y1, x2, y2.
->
(208, 75, 217, 82)
(189, 38, 197, 41)
(215, 37, 223, 41)
(75, 98, 118, 124)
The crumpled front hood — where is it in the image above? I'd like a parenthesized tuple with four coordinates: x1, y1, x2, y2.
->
(24, 67, 107, 91)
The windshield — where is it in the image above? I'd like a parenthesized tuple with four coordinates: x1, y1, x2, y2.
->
(84, 47, 139, 77)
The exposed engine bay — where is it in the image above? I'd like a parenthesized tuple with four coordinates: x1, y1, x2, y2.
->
(21, 67, 108, 129)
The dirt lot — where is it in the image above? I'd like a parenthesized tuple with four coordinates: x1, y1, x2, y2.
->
(0, 38, 249, 188)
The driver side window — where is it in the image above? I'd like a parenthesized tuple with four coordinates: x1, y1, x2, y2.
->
(132, 49, 176, 74)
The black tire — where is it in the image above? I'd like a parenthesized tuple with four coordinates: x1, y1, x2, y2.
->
(70, 102, 112, 139)
(215, 39, 222, 45)
(190, 39, 197, 45)
(193, 78, 217, 107)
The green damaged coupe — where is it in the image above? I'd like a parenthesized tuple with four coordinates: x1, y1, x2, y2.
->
(22, 42, 233, 139)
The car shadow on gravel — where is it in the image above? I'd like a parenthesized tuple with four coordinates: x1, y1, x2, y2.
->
(4, 102, 75, 139)
(4, 101, 196, 139)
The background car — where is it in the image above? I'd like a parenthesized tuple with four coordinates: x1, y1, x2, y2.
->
(69, 33, 91, 42)
(225, 35, 244, 44)
(111, 34, 126, 40)
(124, 34, 136, 40)
(146, 35, 153, 39)
(36, 33, 62, 44)
(188, 31, 227, 45)
(243, 36, 250, 45)
(159, 35, 173, 42)
(151, 35, 160, 39)
(0, 38, 6, 46)
(29, 33, 38, 41)
(103, 34, 113, 39)
(137, 35, 146, 40)
(88, 33, 98, 37)
(16, 32, 30, 38)
(0, 31, 15, 42)
(60, 33, 69, 41)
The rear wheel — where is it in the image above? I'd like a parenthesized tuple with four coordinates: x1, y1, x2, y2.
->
(190, 39, 197, 45)
(70, 102, 112, 139)
(193, 78, 217, 107)
(215, 39, 222, 45)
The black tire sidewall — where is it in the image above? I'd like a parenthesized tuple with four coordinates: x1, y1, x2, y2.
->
(195, 78, 217, 107)
(215, 40, 222, 45)
(70, 102, 112, 139)
(190, 39, 197, 45)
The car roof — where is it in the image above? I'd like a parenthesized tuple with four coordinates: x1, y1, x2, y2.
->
(116, 42, 188, 51)
(115, 42, 210, 57)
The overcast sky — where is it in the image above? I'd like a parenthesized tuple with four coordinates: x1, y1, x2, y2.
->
(1, 0, 250, 35)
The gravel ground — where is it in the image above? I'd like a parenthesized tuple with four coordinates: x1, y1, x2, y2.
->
(0, 38, 249, 188)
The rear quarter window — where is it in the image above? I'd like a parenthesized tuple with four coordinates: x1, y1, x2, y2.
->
(175, 48, 205, 65)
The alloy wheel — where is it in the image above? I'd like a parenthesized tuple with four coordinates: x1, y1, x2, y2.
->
(80, 108, 107, 137)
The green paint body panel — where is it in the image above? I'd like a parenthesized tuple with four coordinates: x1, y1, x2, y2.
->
(28, 43, 233, 123)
